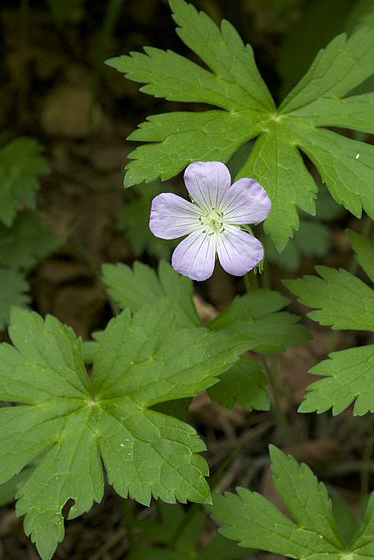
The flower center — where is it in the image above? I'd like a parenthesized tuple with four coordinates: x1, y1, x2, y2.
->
(198, 207, 226, 235)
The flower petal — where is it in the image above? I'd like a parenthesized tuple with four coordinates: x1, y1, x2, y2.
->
(223, 179, 271, 224)
(150, 193, 200, 240)
(171, 230, 217, 281)
(184, 162, 231, 212)
(217, 228, 264, 276)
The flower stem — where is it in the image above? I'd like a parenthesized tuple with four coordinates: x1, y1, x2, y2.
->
(122, 499, 135, 552)
(244, 271, 259, 292)
(89, 0, 125, 124)
(18, 0, 30, 124)
(261, 356, 295, 447)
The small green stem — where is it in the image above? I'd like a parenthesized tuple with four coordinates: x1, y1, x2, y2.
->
(244, 271, 259, 292)
(167, 419, 271, 550)
(18, 0, 30, 123)
(361, 437, 374, 500)
(122, 499, 135, 552)
(261, 356, 295, 447)
(89, 0, 125, 124)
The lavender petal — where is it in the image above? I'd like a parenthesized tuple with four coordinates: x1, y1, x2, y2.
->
(171, 230, 217, 281)
(217, 228, 264, 276)
(184, 162, 231, 212)
(223, 178, 271, 224)
(150, 193, 200, 240)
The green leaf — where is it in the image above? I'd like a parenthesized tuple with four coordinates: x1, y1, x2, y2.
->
(119, 182, 176, 260)
(0, 213, 63, 269)
(237, 119, 317, 251)
(211, 446, 353, 559)
(299, 345, 374, 415)
(123, 110, 264, 188)
(285, 236, 374, 415)
(331, 493, 359, 545)
(0, 138, 49, 227)
(0, 467, 32, 507)
(111, 0, 374, 249)
(0, 268, 30, 329)
(102, 260, 200, 328)
(278, 0, 353, 97)
(284, 265, 374, 331)
(208, 356, 269, 411)
(291, 126, 374, 220)
(0, 302, 250, 559)
(280, 27, 374, 112)
(210, 288, 310, 353)
(352, 494, 374, 558)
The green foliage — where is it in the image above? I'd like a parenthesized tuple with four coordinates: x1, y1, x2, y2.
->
(0, 303, 250, 559)
(212, 446, 374, 559)
(267, 189, 343, 271)
(0, 268, 30, 329)
(130, 503, 251, 559)
(102, 260, 200, 328)
(285, 231, 374, 415)
(119, 182, 177, 260)
(210, 288, 310, 353)
(208, 356, 269, 411)
(0, 213, 63, 270)
(279, 0, 374, 97)
(0, 138, 49, 227)
(0, 138, 61, 330)
(0, 466, 32, 507)
(109, 0, 374, 250)
(101, 260, 306, 413)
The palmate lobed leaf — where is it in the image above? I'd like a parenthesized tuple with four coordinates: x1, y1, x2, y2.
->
(100, 260, 306, 411)
(212, 446, 374, 559)
(109, 0, 374, 250)
(0, 302, 250, 559)
(285, 231, 374, 415)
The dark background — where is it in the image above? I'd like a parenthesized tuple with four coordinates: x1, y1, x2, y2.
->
(0, 0, 373, 558)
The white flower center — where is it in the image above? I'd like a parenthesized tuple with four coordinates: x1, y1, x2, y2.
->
(198, 207, 226, 235)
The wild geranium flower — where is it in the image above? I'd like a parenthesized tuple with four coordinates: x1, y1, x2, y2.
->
(149, 161, 271, 281)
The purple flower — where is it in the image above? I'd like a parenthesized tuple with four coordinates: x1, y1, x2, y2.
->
(149, 162, 271, 281)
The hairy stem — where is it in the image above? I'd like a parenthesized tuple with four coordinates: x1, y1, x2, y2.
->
(261, 356, 295, 447)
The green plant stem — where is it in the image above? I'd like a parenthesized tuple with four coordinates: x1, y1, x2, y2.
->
(122, 499, 135, 552)
(18, 0, 30, 124)
(244, 271, 259, 292)
(90, 0, 125, 124)
(261, 356, 295, 447)
(361, 437, 374, 501)
(167, 419, 272, 550)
